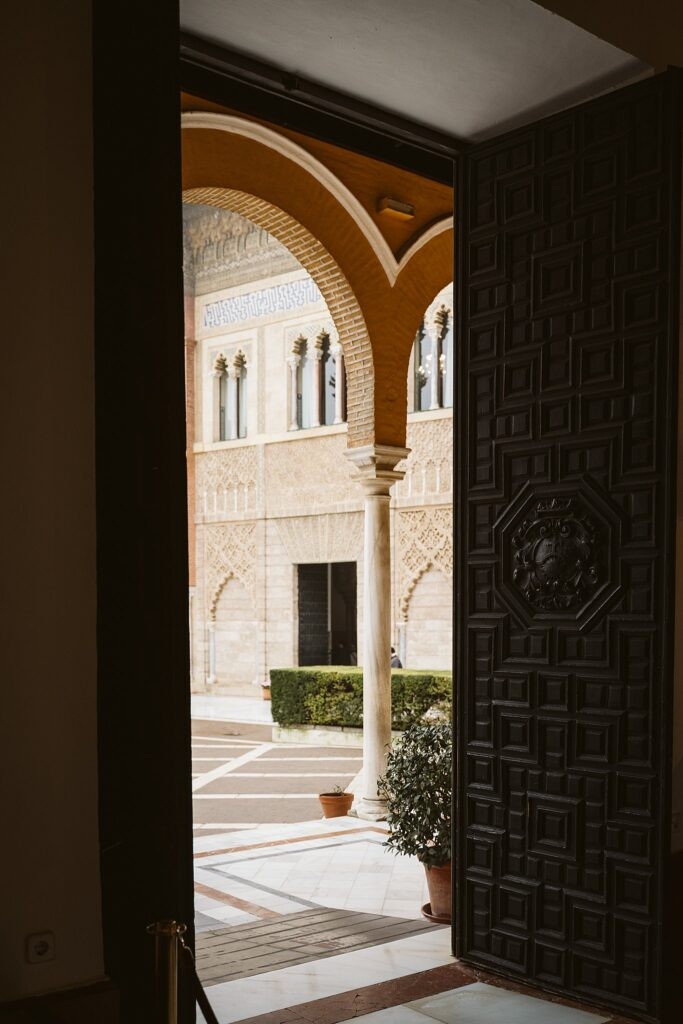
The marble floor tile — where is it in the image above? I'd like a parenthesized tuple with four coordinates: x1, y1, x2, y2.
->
(408, 982, 611, 1024)
(202, 928, 452, 1023)
(336, 1007, 429, 1024)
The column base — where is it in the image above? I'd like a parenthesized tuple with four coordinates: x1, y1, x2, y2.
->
(351, 798, 389, 822)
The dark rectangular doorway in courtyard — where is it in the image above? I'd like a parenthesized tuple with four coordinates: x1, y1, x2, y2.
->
(298, 561, 357, 666)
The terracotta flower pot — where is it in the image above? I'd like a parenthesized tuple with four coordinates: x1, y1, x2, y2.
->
(318, 791, 354, 818)
(422, 861, 452, 922)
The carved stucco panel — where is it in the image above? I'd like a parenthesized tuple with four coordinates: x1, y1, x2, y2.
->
(203, 522, 257, 618)
(265, 434, 357, 512)
(396, 506, 453, 620)
(276, 512, 363, 564)
(396, 418, 453, 500)
(196, 448, 259, 516)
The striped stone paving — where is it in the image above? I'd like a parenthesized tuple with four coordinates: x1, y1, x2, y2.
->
(196, 907, 438, 985)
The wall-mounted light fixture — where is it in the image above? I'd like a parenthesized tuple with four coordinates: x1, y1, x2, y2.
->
(376, 196, 415, 221)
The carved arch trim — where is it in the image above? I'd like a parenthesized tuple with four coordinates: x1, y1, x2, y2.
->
(208, 570, 256, 622)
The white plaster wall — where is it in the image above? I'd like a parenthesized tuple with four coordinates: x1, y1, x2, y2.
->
(214, 577, 258, 692)
(404, 568, 453, 671)
(0, 0, 104, 999)
(264, 519, 299, 671)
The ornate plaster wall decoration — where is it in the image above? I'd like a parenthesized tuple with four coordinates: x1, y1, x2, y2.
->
(196, 448, 259, 516)
(203, 278, 323, 329)
(511, 497, 600, 611)
(396, 506, 453, 620)
(276, 512, 363, 564)
(183, 203, 299, 296)
(204, 522, 257, 618)
(396, 418, 453, 499)
(265, 434, 358, 513)
(285, 319, 338, 353)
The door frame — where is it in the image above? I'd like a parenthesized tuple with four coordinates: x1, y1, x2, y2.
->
(94, 19, 458, 1018)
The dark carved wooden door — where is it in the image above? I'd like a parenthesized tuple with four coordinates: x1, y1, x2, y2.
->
(455, 71, 681, 1020)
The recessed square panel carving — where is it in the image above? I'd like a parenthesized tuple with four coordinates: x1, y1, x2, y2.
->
(504, 177, 537, 222)
(528, 793, 580, 861)
(614, 775, 653, 819)
(467, 835, 497, 876)
(533, 248, 582, 313)
(578, 337, 623, 389)
(470, 234, 502, 276)
(498, 711, 533, 756)
(496, 885, 530, 929)
(535, 943, 567, 986)
(540, 336, 573, 391)
(623, 187, 662, 233)
(613, 865, 651, 913)
(573, 905, 610, 954)
(540, 398, 573, 437)
(469, 317, 502, 362)
(623, 283, 660, 328)
(572, 720, 613, 765)
(538, 673, 569, 710)
(580, 152, 617, 197)
(467, 753, 496, 792)
(538, 719, 567, 771)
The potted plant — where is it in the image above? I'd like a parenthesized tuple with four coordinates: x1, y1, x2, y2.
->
(318, 784, 354, 818)
(379, 722, 452, 922)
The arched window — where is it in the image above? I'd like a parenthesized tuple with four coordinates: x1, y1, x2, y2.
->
(212, 354, 229, 441)
(411, 286, 453, 412)
(213, 350, 248, 441)
(288, 326, 346, 431)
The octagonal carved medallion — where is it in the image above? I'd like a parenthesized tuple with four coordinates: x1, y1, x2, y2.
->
(512, 497, 600, 612)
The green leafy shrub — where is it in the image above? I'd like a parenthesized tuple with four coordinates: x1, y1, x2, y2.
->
(379, 722, 452, 867)
(269, 667, 451, 729)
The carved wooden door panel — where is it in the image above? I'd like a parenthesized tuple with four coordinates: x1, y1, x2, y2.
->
(455, 72, 681, 1020)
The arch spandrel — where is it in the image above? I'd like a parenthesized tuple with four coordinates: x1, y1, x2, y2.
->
(182, 114, 453, 449)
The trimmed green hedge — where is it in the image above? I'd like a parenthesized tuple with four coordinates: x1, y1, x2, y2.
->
(269, 667, 451, 729)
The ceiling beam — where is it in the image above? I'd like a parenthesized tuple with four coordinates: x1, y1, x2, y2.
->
(180, 32, 461, 185)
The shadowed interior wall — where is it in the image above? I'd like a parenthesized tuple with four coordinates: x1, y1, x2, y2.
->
(0, 0, 104, 1001)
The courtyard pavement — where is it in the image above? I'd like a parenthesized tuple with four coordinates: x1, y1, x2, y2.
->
(191, 708, 430, 921)
(191, 700, 631, 1024)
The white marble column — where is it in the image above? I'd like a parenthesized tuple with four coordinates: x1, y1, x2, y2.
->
(331, 343, 344, 424)
(227, 362, 241, 440)
(287, 354, 300, 431)
(310, 338, 324, 428)
(207, 619, 217, 685)
(428, 340, 441, 410)
(211, 362, 225, 442)
(345, 444, 409, 820)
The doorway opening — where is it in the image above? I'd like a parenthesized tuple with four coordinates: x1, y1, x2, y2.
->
(297, 561, 357, 667)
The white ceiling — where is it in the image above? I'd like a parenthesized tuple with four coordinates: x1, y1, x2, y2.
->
(180, 0, 649, 141)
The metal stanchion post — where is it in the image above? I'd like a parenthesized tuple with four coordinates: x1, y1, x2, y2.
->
(147, 920, 187, 1024)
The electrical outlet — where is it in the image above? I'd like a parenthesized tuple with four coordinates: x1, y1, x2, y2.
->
(26, 931, 56, 964)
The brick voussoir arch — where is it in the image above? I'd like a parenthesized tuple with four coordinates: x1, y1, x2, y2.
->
(183, 186, 375, 448)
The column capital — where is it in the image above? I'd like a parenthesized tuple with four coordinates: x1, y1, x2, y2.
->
(345, 444, 410, 495)
(286, 353, 301, 368)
